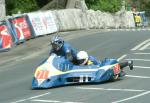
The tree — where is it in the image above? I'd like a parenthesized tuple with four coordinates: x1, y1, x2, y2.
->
(6, 0, 39, 15)
(139, 0, 150, 11)
(36, 0, 52, 8)
(85, 0, 122, 13)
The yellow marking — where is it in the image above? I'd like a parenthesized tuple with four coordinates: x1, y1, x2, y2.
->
(87, 60, 93, 65)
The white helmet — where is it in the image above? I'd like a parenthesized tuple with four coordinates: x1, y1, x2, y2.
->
(77, 51, 88, 65)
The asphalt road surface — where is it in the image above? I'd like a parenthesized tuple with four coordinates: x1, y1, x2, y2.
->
(0, 29, 150, 103)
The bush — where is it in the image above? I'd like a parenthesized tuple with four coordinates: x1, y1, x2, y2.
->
(85, 0, 122, 13)
(6, 0, 39, 15)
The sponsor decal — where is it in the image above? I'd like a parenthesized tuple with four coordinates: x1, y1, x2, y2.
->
(35, 70, 49, 79)
(113, 64, 120, 75)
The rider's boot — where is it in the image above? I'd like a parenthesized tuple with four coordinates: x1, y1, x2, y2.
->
(128, 60, 133, 70)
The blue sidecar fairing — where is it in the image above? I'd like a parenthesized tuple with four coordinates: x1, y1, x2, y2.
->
(32, 54, 121, 89)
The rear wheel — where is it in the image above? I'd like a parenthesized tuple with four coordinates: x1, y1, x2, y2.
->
(110, 74, 119, 81)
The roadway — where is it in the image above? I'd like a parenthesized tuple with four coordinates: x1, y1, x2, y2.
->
(0, 29, 150, 103)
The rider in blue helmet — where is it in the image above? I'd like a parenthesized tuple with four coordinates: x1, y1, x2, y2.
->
(50, 35, 77, 62)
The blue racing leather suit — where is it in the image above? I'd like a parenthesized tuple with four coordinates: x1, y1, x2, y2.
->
(50, 42, 77, 61)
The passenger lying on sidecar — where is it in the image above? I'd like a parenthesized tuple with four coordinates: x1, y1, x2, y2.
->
(75, 51, 133, 76)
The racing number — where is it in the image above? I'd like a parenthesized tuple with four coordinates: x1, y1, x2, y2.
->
(113, 64, 120, 75)
(35, 70, 49, 79)
(79, 75, 89, 83)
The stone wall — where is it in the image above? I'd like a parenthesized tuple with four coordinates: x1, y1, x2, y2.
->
(0, 0, 6, 20)
(52, 9, 135, 31)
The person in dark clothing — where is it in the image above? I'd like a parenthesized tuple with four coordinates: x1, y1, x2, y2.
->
(50, 35, 77, 62)
(119, 60, 133, 76)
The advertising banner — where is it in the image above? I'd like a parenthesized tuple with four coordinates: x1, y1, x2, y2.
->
(10, 16, 32, 42)
(12, 16, 31, 40)
(0, 24, 13, 50)
(27, 11, 57, 37)
(42, 11, 58, 34)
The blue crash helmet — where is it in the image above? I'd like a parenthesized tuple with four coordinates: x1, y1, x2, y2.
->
(51, 35, 64, 51)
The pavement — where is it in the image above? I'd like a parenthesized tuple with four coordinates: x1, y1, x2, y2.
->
(1, 29, 150, 103)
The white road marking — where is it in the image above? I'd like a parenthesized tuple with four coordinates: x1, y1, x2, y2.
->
(126, 59, 150, 62)
(112, 91, 150, 103)
(11, 92, 50, 103)
(131, 38, 150, 51)
(117, 54, 127, 61)
(32, 99, 82, 103)
(76, 87, 146, 92)
(32, 99, 60, 103)
(126, 75, 150, 79)
(139, 42, 150, 50)
(134, 66, 150, 69)
(134, 53, 150, 55)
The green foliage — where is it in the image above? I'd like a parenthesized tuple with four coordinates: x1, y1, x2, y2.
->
(36, 0, 52, 8)
(125, 0, 150, 11)
(6, 0, 122, 15)
(139, 0, 150, 11)
(85, 0, 122, 13)
(6, 0, 39, 15)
